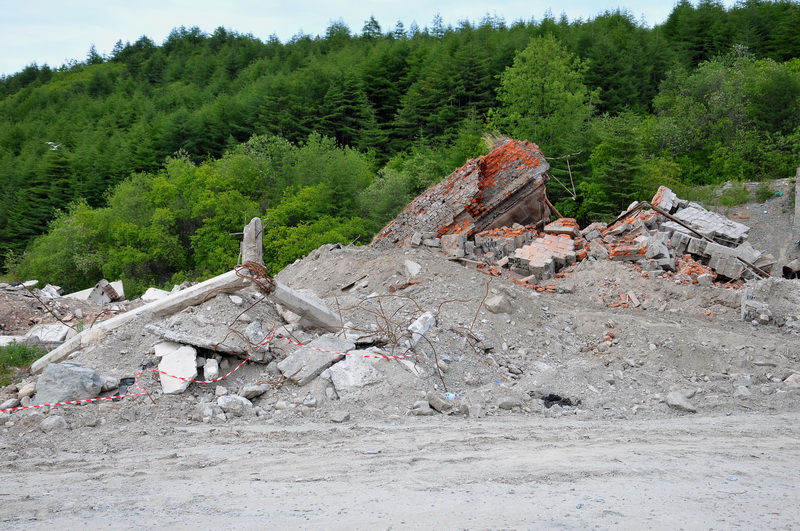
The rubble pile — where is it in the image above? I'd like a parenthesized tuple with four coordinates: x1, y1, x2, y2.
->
(1, 143, 799, 432)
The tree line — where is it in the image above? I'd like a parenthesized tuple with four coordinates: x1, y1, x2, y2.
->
(1, 0, 799, 293)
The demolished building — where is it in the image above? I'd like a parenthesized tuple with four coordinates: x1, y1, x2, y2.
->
(372, 138, 555, 251)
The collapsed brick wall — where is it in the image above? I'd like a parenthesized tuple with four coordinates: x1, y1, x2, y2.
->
(371, 139, 551, 248)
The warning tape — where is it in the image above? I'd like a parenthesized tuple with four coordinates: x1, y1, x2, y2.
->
(2, 333, 417, 414)
(0, 392, 148, 413)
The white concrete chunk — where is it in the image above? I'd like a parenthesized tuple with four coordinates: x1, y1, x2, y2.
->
(158, 345, 198, 394)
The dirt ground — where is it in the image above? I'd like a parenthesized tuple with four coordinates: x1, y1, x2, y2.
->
(1, 186, 799, 529)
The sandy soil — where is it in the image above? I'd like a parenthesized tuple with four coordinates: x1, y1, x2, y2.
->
(1, 413, 798, 530)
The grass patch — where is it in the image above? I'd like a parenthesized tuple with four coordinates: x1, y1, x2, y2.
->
(0, 341, 45, 386)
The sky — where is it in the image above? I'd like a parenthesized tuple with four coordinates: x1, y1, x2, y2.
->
(0, 0, 736, 78)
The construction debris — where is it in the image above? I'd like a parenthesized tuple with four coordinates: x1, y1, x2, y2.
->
(373, 138, 553, 248)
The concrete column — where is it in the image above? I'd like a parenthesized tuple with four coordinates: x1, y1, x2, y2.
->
(241, 217, 264, 266)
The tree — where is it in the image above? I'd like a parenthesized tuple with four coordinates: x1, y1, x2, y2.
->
(488, 34, 596, 157)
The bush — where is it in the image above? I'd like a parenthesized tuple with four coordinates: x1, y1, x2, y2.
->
(754, 182, 774, 202)
(0, 341, 45, 386)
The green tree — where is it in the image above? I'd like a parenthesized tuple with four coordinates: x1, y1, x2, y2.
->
(488, 34, 597, 157)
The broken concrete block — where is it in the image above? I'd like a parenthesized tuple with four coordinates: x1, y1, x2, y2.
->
(158, 345, 198, 394)
(486, 294, 513, 314)
(277, 335, 354, 386)
(271, 280, 342, 332)
(241, 217, 264, 266)
(34, 362, 102, 405)
(146, 325, 247, 355)
(204, 358, 220, 381)
(423, 237, 441, 248)
(544, 218, 581, 238)
(326, 352, 384, 397)
(697, 273, 713, 287)
(441, 233, 466, 258)
(665, 391, 697, 413)
(410, 232, 423, 246)
(217, 394, 253, 416)
(25, 323, 71, 343)
(141, 287, 170, 302)
(406, 311, 436, 348)
(426, 391, 453, 412)
(404, 259, 422, 278)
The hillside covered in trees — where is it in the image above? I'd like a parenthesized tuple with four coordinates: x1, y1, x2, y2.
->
(1, 0, 799, 294)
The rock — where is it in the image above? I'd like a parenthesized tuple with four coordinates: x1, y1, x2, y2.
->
(239, 384, 271, 399)
(34, 362, 102, 405)
(277, 335, 355, 386)
(498, 396, 523, 410)
(215, 385, 228, 397)
(733, 386, 753, 398)
(426, 391, 453, 413)
(40, 415, 68, 432)
(697, 274, 713, 287)
(404, 260, 422, 278)
(783, 373, 800, 389)
(486, 295, 513, 314)
(158, 345, 198, 394)
(228, 294, 244, 306)
(1, 398, 20, 409)
(329, 411, 351, 423)
(217, 395, 253, 416)
(665, 391, 697, 413)
(204, 359, 220, 381)
(412, 401, 435, 416)
(326, 352, 384, 397)
(100, 375, 119, 392)
(17, 382, 36, 399)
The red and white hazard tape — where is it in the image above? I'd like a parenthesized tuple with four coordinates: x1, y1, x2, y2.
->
(2, 333, 416, 414)
(0, 392, 148, 413)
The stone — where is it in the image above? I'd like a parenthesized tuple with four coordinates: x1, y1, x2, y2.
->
(665, 391, 697, 413)
(1, 398, 20, 409)
(277, 335, 355, 386)
(99, 375, 119, 392)
(326, 353, 384, 397)
(204, 359, 220, 381)
(404, 259, 422, 278)
(154, 341, 183, 357)
(733, 385, 753, 398)
(40, 415, 68, 433)
(329, 411, 351, 423)
(239, 384, 270, 399)
(411, 401, 435, 416)
(783, 373, 800, 389)
(229, 294, 244, 306)
(17, 382, 36, 399)
(217, 394, 253, 416)
(498, 396, 523, 410)
(158, 345, 198, 395)
(486, 294, 512, 314)
(34, 362, 103, 405)
(426, 391, 452, 412)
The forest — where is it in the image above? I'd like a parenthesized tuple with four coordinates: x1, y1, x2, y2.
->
(1, 0, 799, 295)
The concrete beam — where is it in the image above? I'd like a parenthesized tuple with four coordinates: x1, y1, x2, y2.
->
(272, 280, 342, 332)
